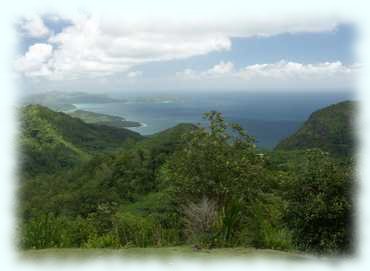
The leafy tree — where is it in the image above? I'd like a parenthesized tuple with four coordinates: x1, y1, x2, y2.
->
(160, 111, 269, 246)
(284, 149, 353, 254)
(162, 111, 265, 205)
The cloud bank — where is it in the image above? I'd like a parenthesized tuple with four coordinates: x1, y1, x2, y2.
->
(15, 14, 348, 82)
(176, 60, 358, 89)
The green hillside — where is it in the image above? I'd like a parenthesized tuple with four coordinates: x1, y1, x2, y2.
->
(19, 105, 354, 255)
(68, 110, 141, 128)
(19, 104, 142, 177)
(275, 101, 355, 156)
(135, 123, 197, 150)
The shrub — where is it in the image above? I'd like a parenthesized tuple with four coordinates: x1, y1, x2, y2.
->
(284, 149, 353, 254)
(260, 225, 294, 251)
(20, 214, 72, 249)
(212, 199, 244, 247)
(67, 216, 98, 247)
(83, 232, 120, 248)
(242, 197, 294, 251)
(182, 197, 218, 248)
(114, 211, 161, 247)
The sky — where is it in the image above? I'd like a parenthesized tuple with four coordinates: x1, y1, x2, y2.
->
(14, 13, 358, 94)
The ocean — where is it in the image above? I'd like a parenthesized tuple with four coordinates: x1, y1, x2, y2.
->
(74, 90, 354, 149)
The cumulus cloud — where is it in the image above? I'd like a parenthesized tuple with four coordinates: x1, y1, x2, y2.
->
(15, 14, 344, 80)
(33, 16, 231, 80)
(176, 60, 358, 88)
(15, 43, 53, 77)
(19, 16, 50, 38)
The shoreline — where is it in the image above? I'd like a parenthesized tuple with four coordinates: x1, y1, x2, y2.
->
(139, 122, 148, 128)
(72, 103, 144, 128)
(121, 119, 147, 128)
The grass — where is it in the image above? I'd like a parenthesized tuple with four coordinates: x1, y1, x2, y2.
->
(20, 246, 309, 261)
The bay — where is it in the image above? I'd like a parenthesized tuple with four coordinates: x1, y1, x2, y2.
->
(74, 90, 354, 149)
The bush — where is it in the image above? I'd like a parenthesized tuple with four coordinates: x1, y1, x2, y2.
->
(21, 214, 73, 249)
(66, 216, 98, 247)
(115, 211, 162, 247)
(284, 149, 353, 254)
(259, 225, 294, 251)
(241, 196, 294, 251)
(212, 199, 244, 247)
(83, 232, 120, 248)
(182, 197, 218, 248)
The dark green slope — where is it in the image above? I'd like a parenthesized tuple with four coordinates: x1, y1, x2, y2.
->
(20, 104, 143, 177)
(136, 123, 197, 151)
(275, 101, 355, 156)
(20, 122, 198, 217)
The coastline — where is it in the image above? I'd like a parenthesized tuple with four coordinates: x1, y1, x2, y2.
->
(139, 122, 147, 128)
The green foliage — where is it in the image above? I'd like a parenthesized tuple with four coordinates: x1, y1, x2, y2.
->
(243, 197, 294, 251)
(160, 112, 280, 248)
(115, 192, 182, 247)
(115, 211, 162, 247)
(162, 111, 265, 206)
(284, 149, 353, 254)
(83, 233, 120, 248)
(20, 105, 143, 177)
(68, 110, 141, 128)
(258, 226, 294, 251)
(21, 214, 73, 249)
(276, 101, 355, 157)
(121, 192, 181, 232)
(213, 199, 243, 247)
(19, 104, 354, 254)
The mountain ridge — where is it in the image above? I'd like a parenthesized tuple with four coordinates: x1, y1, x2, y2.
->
(275, 100, 355, 156)
(20, 104, 143, 177)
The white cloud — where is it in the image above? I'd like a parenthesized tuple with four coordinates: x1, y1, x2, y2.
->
(19, 16, 50, 38)
(15, 43, 53, 77)
(15, 14, 344, 80)
(238, 60, 354, 80)
(176, 60, 358, 88)
(206, 61, 234, 75)
(176, 61, 234, 79)
(127, 71, 142, 78)
(39, 15, 232, 80)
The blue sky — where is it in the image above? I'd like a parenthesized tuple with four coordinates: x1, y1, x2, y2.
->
(136, 24, 356, 78)
(18, 15, 73, 53)
(15, 14, 358, 93)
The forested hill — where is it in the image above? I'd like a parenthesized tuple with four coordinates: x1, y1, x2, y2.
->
(275, 101, 355, 157)
(135, 123, 197, 150)
(19, 103, 354, 254)
(20, 104, 143, 177)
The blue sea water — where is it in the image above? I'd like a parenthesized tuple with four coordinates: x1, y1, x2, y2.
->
(74, 90, 354, 149)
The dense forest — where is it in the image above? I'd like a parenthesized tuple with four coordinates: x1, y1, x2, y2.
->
(18, 101, 355, 255)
